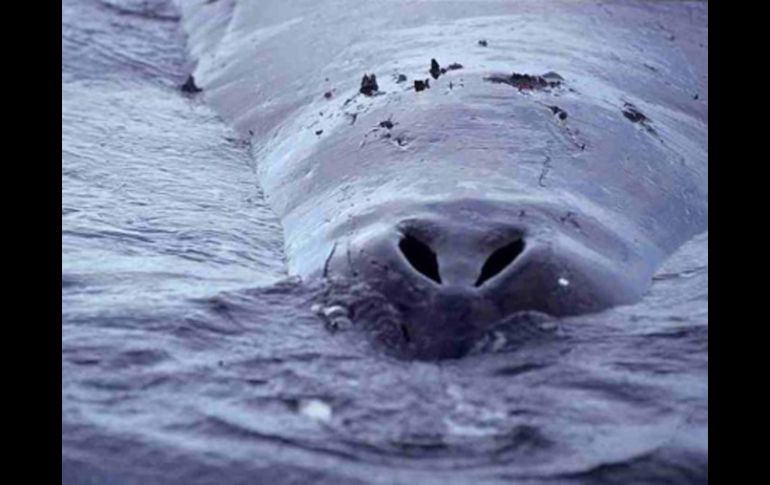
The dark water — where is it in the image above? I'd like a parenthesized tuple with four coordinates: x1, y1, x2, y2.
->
(62, 1, 708, 483)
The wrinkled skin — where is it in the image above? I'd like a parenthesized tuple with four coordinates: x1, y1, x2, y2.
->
(179, 0, 708, 359)
(329, 197, 641, 359)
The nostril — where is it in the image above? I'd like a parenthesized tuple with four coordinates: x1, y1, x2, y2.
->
(398, 234, 442, 284)
(475, 238, 525, 287)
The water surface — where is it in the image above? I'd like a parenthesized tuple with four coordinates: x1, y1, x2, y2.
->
(62, 1, 708, 483)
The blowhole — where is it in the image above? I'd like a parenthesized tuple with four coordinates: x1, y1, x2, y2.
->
(398, 234, 442, 284)
(475, 239, 525, 287)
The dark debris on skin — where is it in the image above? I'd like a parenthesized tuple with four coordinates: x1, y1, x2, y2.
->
(181, 75, 202, 94)
(484, 72, 563, 91)
(360, 73, 379, 96)
(430, 59, 464, 80)
(622, 102, 649, 123)
(414, 79, 430, 92)
(430, 59, 441, 80)
(548, 105, 568, 120)
(622, 102, 658, 136)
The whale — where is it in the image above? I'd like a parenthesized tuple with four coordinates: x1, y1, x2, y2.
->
(178, 0, 708, 359)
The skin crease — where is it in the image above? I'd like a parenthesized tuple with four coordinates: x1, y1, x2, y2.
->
(179, 0, 708, 359)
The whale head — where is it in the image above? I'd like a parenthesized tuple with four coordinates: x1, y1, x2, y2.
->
(316, 197, 651, 359)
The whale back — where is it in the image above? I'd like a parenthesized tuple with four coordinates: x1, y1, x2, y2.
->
(177, 0, 708, 279)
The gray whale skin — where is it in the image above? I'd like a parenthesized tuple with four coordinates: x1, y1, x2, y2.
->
(181, 1, 708, 359)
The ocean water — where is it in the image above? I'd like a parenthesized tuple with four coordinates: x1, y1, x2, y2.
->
(62, 1, 708, 483)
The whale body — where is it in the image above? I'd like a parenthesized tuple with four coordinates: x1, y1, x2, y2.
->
(178, 0, 708, 358)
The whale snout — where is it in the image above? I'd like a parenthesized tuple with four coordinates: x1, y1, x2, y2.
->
(327, 201, 646, 359)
